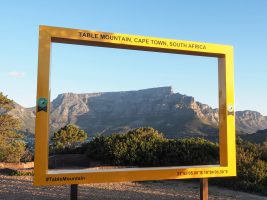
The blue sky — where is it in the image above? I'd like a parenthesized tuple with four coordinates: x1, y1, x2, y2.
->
(0, 0, 266, 115)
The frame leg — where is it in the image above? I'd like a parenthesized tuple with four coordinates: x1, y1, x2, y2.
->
(200, 178, 208, 200)
(70, 184, 78, 200)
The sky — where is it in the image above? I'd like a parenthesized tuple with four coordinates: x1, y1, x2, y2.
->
(0, 0, 266, 115)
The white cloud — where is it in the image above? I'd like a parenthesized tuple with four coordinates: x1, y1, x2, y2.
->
(8, 71, 25, 78)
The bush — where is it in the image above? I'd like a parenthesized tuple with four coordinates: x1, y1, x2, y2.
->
(85, 128, 267, 195)
(235, 139, 267, 193)
(50, 124, 88, 154)
(20, 149, 34, 162)
(159, 138, 219, 166)
(0, 168, 33, 176)
(86, 127, 166, 166)
(211, 138, 267, 195)
(0, 139, 26, 163)
(50, 143, 89, 155)
(85, 127, 219, 167)
(0, 92, 26, 163)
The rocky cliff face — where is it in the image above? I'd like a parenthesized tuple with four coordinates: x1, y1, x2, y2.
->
(7, 103, 35, 134)
(236, 111, 267, 134)
(49, 87, 218, 137)
(10, 86, 267, 137)
(48, 86, 267, 136)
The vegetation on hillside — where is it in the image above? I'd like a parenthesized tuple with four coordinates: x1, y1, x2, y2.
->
(0, 93, 26, 162)
(84, 127, 267, 195)
(86, 127, 219, 166)
(1, 93, 266, 196)
(241, 128, 267, 144)
(50, 124, 88, 153)
(213, 137, 267, 194)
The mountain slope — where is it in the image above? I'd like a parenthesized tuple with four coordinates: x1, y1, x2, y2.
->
(7, 103, 35, 134)
(241, 129, 267, 144)
(8, 87, 267, 137)
(49, 87, 219, 138)
(236, 111, 267, 134)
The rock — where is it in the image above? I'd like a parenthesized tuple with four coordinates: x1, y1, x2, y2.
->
(9, 86, 267, 137)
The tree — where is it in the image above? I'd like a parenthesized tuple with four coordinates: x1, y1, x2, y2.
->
(0, 92, 26, 162)
(51, 124, 87, 151)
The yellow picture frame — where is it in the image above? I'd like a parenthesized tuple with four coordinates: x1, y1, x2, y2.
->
(34, 25, 236, 186)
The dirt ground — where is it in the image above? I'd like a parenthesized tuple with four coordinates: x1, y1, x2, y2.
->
(0, 175, 266, 200)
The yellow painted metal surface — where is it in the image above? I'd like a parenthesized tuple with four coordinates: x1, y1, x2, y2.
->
(34, 25, 236, 186)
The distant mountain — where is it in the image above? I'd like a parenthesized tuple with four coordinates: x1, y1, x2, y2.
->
(241, 129, 267, 144)
(236, 111, 267, 134)
(8, 87, 267, 138)
(8, 102, 35, 134)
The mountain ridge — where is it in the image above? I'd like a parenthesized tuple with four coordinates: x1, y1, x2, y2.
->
(8, 86, 267, 137)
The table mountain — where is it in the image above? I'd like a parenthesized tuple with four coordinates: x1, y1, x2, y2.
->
(50, 87, 218, 138)
(9, 86, 267, 138)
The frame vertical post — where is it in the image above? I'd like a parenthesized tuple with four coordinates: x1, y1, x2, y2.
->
(200, 178, 208, 200)
(34, 26, 51, 185)
(70, 184, 78, 200)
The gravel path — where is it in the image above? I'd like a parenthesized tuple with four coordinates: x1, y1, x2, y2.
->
(0, 175, 266, 200)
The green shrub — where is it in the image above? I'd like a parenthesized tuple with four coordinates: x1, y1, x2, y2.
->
(0, 139, 26, 163)
(20, 149, 34, 162)
(0, 92, 26, 163)
(86, 127, 167, 166)
(0, 168, 33, 176)
(211, 138, 267, 195)
(10, 170, 34, 176)
(50, 124, 87, 153)
(49, 124, 89, 155)
(159, 138, 219, 166)
(85, 127, 219, 167)
(85, 128, 267, 195)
